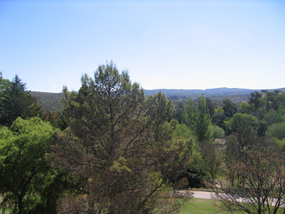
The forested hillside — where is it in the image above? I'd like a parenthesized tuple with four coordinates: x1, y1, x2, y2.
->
(30, 91, 64, 112)
(31, 88, 284, 112)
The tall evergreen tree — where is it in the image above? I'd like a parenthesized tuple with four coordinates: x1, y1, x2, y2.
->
(0, 75, 43, 127)
(55, 62, 192, 213)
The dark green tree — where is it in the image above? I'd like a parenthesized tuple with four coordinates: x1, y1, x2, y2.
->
(248, 91, 263, 111)
(0, 72, 11, 96)
(212, 111, 226, 129)
(172, 101, 184, 123)
(222, 98, 237, 117)
(206, 97, 215, 118)
(0, 75, 43, 127)
(264, 91, 281, 111)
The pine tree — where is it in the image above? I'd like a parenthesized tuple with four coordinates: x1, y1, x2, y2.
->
(0, 75, 43, 127)
(55, 62, 192, 213)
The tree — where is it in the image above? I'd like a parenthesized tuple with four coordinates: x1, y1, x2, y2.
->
(0, 117, 54, 213)
(173, 124, 193, 139)
(43, 110, 68, 131)
(266, 123, 285, 140)
(248, 91, 263, 111)
(55, 62, 192, 213)
(222, 98, 237, 117)
(200, 142, 222, 180)
(172, 101, 184, 123)
(0, 72, 10, 96)
(210, 125, 225, 139)
(209, 124, 285, 214)
(211, 111, 226, 129)
(209, 148, 285, 214)
(0, 75, 43, 127)
(239, 102, 254, 114)
(263, 110, 284, 127)
(206, 97, 215, 118)
(264, 91, 281, 111)
(182, 95, 211, 143)
(181, 97, 194, 130)
(226, 113, 257, 133)
(194, 95, 211, 143)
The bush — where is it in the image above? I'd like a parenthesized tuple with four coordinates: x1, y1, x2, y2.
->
(266, 123, 285, 140)
(210, 125, 225, 139)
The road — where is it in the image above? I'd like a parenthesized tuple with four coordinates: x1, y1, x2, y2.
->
(190, 191, 214, 199)
(176, 190, 284, 207)
(175, 190, 214, 199)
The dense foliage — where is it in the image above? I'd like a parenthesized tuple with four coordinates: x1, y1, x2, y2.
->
(1, 65, 285, 213)
(53, 63, 192, 213)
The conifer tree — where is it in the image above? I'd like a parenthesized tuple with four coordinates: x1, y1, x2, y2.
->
(0, 75, 43, 127)
(55, 62, 192, 213)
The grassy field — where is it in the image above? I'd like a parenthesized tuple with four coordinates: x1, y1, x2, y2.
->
(180, 198, 285, 214)
(179, 198, 225, 214)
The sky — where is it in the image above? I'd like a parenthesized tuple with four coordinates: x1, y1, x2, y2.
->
(0, 0, 285, 93)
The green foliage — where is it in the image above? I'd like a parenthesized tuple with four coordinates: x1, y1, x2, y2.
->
(184, 151, 210, 188)
(0, 75, 43, 127)
(263, 110, 284, 126)
(30, 92, 63, 112)
(182, 98, 194, 129)
(147, 91, 174, 141)
(210, 125, 225, 139)
(239, 102, 254, 114)
(226, 113, 257, 133)
(248, 91, 262, 111)
(195, 95, 211, 142)
(222, 98, 237, 117)
(211, 112, 226, 128)
(174, 124, 193, 139)
(0, 72, 10, 96)
(182, 95, 211, 143)
(215, 107, 224, 114)
(266, 122, 285, 140)
(172, 101, 184, 123)
(56, 62, 192, 213)
(0, 117, 54, 213)
(200, 142, 223, 180)
(43, 110, 67, 130)
(206, 97, 215, 117)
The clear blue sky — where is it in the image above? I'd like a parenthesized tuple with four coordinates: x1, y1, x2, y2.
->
(1, 0, 284, 92)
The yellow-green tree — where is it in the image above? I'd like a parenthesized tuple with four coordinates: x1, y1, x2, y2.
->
(0, 117, 54, 213)
(182, 95, 211, 143)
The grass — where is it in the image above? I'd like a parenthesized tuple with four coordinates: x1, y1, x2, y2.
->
(180, 199, 225, 214)
(180, 198, 285, 214)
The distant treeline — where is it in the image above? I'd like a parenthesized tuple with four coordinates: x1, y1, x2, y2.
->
(31, 88, 285, 112)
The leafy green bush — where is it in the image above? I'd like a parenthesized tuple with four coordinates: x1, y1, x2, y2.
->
(266, 123, 285, 140)
(210, 125, 225, 139)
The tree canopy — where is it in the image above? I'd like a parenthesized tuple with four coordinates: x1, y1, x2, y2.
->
(0, 117, 54, 213)
(0, 75, 43, 127)
(55, 62, 192, 213)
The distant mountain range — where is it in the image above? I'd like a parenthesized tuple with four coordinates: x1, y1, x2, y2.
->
(143, 87, 285, 98)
